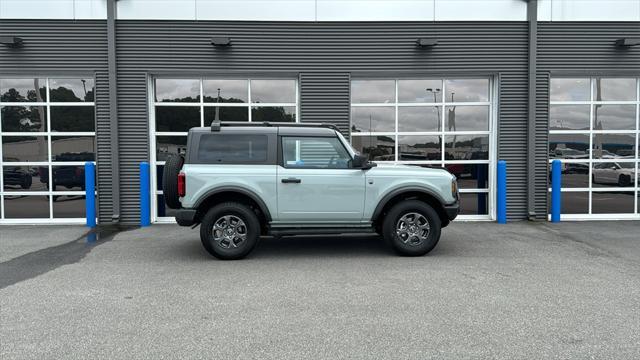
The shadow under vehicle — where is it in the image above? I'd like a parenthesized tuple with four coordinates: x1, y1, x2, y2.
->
(39, 152, 95, 200)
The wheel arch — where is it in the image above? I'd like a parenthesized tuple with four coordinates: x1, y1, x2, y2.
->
(371, 187, 450, 228)
(194, 187, 272, 230)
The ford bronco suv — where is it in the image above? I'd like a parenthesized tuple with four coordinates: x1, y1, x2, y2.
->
(163, 122, 459, 260)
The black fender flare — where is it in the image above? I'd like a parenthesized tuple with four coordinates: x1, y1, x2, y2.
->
(194, 186, 272, 222)
(371, 186, 447, 222)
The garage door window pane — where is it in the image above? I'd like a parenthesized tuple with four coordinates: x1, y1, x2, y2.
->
(351, 107, 394, 132)
(3, 196, 50, 218)
(593, 105, 636, 130)
(156, 136, 187, 161)
(2, 137, 48, 162)
(561, 192, 589, 214)
(203, 79, 248, 103)
(559, 165, 589, 188)
(448, 164, 489, 189)
(155, 79, 200, 102)
(592, 162, 635, 188)
(53, 196, 87, 218)
(51, 136, 95, 161)
(250, 80, 296, 103)
(0, 78, 46, 102)
(550, 105, 590, 130)
(3, 166, 44, 192)
(1, 106, 47, 132)
(591, 133, 635, 159)
(549, 134, 589, 159)
(204, 107, 248, 125)
(155, 106, 200, 132)
(51, 165, 86, 191)
(399, 80, 442, 103)
(445, 79, 489, 102)
(592, 192, 634, 214)
(251, 106, 296, 122)
(551, 78, 590, 101)
(50, 78, 95, 102)
(351, 135, 395, 161)
(459, 193, 489, 215)
(398, 106, 440, 132)
(445, 135, 489, 160)
(445, 106, 489, 131)
(50, 106, 95, 132)
(351, 80, 395, 104)
(398, 135, 441, 161)
(595, 78, 637, 101)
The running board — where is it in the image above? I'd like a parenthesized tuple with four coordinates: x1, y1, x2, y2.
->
(268, 227, 376, 236)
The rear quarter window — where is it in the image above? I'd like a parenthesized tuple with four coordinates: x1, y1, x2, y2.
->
(196, 134, 268, 164)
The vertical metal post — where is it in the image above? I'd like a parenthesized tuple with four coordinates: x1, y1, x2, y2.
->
(85, 162, 96, 228)
(551, 159, 562, 222)
(527, 0, 538, 220)
(497, 160, 507, 224)
(107, 0, 120, 223)
(140, 162, 150, 227)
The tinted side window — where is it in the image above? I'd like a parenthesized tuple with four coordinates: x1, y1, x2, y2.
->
(197, 134, 268, 164)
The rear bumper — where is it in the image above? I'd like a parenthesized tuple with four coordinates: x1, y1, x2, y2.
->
(175, 209, 197, 226)
(444, 201, 460, 221)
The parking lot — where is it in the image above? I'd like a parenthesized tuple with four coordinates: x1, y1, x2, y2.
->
(1, 221, 640, 359)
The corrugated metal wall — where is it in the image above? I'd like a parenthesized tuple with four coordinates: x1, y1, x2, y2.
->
(116, 21, 529, 223)
(537, 22, 640, 218)
(0, 20, 112, 223)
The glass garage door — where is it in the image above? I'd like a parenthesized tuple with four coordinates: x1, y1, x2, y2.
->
(0, 77, 96, 223)
(150, 77, 298, 222)
(549, 77, 640, 219)
(350, 78, 495, 219)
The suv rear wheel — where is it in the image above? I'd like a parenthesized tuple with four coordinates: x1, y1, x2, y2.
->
(382, 200, 441, 256)
(200, 202, 260, 260)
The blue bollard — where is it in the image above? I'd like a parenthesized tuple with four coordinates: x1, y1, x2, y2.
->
(497, 160, 507, 224)
(85, 162, 96, 228)
(140, 162, 151, 227)
(551, 159, 562, 223)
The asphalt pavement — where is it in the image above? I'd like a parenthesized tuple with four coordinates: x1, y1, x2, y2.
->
(1, 221, 640, 359)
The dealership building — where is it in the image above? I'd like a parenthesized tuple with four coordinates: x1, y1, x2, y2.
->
(0, 0, 639, 225)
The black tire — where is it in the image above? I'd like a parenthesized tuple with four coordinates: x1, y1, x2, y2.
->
(162, 154, 184, 209)
(21, 176, 32, 190)
(382, 200, 442, 256)
(618, 174, 631, 187)
(200, 202, 260, 260)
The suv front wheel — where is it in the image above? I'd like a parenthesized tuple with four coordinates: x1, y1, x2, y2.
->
(200, 202, 260, 260)
(382, 200, 441, 256)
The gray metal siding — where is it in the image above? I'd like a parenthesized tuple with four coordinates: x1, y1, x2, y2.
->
(537, 22, 640, 218)
(116, 21, 529, 222)
(0, 20, 112, 222)
(299, 72, 351, 136)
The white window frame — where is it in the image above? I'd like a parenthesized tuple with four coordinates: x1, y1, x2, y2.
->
(350, 77, 498, 221)
(549, 77, 640, 220)
(149, 76, 299, 223)
(0, 76, 97, 224)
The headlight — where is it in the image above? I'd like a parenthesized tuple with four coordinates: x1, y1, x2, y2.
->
(451, 179, 459, 199)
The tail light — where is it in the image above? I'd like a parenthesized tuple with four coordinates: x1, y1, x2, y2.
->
(75, 167, 83, 178)
(177, 172, 185, 197)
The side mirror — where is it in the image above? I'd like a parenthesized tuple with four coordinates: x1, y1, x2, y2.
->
(352, 154, 376, 170)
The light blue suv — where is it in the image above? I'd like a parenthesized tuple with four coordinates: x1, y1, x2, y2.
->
(163, 122, 459, 259)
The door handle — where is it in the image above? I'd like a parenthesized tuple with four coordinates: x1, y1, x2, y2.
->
(281, 178, 301, 184)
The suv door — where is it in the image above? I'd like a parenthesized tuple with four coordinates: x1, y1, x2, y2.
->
(277, 135, 366, 222)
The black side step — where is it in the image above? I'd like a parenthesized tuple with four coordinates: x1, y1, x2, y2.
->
(268, 227, 376, 236)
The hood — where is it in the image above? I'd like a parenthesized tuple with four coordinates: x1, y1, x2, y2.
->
(369, 162, 455, 179)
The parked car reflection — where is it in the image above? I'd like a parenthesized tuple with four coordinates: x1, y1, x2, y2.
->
(3, 164, 32, 189)
(592, 162, 636, 187)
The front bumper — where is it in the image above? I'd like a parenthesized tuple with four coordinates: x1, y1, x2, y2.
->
(175, 209, 197, 226)
(444, 201, 460, 221)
